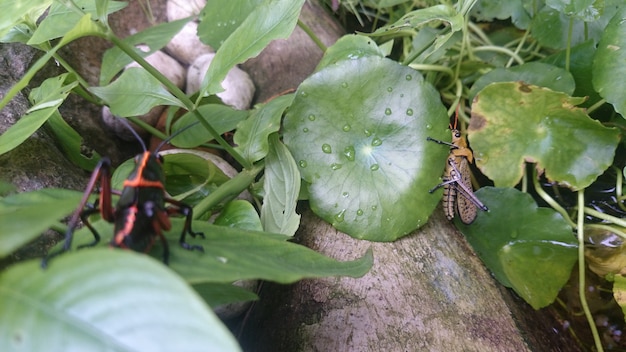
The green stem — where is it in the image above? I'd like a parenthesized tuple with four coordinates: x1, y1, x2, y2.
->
(193, 162, 264, 218)
(584, 207, 626, 228)
(297, 19, 326, 52)
(577, 191, 604, 352)
(473, 46, 525, 65)
(106, 34, 252, 169)
(531, 167, 576, 228)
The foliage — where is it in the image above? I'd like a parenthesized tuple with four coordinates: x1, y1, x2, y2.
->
(2, 0, 626, 350)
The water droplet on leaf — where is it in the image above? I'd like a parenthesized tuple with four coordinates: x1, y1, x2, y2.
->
(372, 137, 382, 146)
(322, 144, 332, 153)
(343, 146, 355, 161)
(330, 163, 343, 170)
(299, 160, 308, 168)
(342, 124, 351, 132)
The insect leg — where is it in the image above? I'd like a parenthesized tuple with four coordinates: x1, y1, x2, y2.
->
(165, 197, 205, 252)
(42, 158, 113, 268)
(446, 159, 488, 212)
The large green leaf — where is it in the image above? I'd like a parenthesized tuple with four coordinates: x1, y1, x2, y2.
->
(53, 219, 373, 284)
(469, 82, 620, 189)
(90, 68, 184, 117)
(0, 188, 82, 258)
(0, 250, 240, 351)
(283, 56, 449, 241)
(198, 0, 305, 96)
(592, 6, 626, 117)
(0, 73, 77, 155)
(458, 187, 577, 309)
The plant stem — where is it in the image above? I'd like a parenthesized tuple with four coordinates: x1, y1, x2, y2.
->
(106, 34, 252, 169)
(577, 191, 604, 352)
(297, 19, 327, 52)
(193, 162, 264, 218)
(531, 168, 576, 228)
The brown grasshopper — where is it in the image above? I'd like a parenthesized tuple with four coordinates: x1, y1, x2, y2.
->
(427, 127, 488, 224)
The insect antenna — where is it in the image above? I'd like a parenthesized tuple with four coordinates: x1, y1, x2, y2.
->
(117, 117, 148, 152)
(154, 121, 201, 153)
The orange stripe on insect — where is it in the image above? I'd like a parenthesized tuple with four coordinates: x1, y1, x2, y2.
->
(114, 205, 138, 246)
(123, 152, 165, 188)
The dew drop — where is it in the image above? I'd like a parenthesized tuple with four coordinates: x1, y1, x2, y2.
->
(343, 146, 356, 161)
(356, 209, 364, 216)
(364, 129, 372, 137)
(300, 91, 308, 97)
(342, 191, 349, 198)
(341, 82, 349, 88)
(406, 108, 414, 116)
(342, 124, 351, 132)
(387, 87, 393, 92)
(405, 74, 412, 81)
(308, 114, 316, 121)
(426, 124, 432, 130)
(302, 127, 309, 133)
(335, 210, 346, 223)
(322, 143, 332, 153)
(330, 163, 343, 170)
(371, 205, 378, 211)
(370, 163, 379, 171)
(299, 160, 308, 168)
(372, 137, 382, 146)
(384, 108, 392, 115)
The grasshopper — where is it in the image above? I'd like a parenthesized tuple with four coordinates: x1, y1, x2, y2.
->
(427, 128, 488, 224)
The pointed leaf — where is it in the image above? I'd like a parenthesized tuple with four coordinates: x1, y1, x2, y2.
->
(0, 250, 241, 351)
(234, 94, 293, 163)
(283, 56, 449, 240)
(213, 200, 263, 231)
(260, 134, 301, 236)
(458, 187, 577, 309)
(100, 18, 190, 85)
(0, 188, 82, 258)
(469, 82, 620, 189)
(0, 0, 50, 39)
(0, 74, 77, 155)
(28, 0, 126, 45)
(197, 0, 260, 50)
(199, 0, 305, 95)
(61, 219, 373, 284)
(90, 68, 184, 117)
(171, 104, 249, 148)
(592, 6, 626, 117)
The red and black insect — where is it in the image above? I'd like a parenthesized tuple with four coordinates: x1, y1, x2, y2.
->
(42, 119, 204, 267)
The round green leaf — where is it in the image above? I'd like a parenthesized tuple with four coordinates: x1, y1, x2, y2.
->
(469, 82, 620, 189)
(593, 6, 626, 117)
(457, 187, 577, 309)
(283, 56, 449, 241)
(0, 250, 240, 351)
